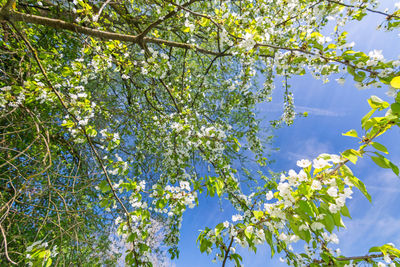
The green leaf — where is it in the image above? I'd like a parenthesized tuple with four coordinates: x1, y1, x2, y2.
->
(342, 129, 358, 138)
(233, 137, 241, 147)
(347, 65, 356, 76)
(38, 250, 50, 259)
(349, 176, 371, 202)
(86, 127, 97, 137)
(342, 149, 360, 164)
(215, 178, 224, 197)
(371, 154, 391, 169)
(321, 252, 331, 263)
(323, 214, 335, 232)
(264, 230, 275, 257)
(361, 109, 376, 129)
(371, 142, 389, 154)
(61, 120, 75, 128)
(340, 165, 354, 176)
(391, 76, 400, 89)
(302, 229, 312, 243)
(253, 210, 264, 220)
(231, 253, 243, 267)
(390, 161, 400, 176)
(332, 211, 345, 228)
(244, 228, 252, 240)
(288, 217, 301, 236)
(196, 233, 204, 244)
(383, 243, 400, 257)
(391, 103, 400, 114)
(368, 95, 389, 110)
(369, 246, 381, 253)
(340, 205, 351, 219)
(215, 223, 224, 236)
(98, 180, 110, 193)
(354, 71, 366, 82)
(298, 200, 314, 217)
(352, 10, 367, 20)
(99, 198, 109, 208)
(199, 17, 209, 27)
(199, 239, 210, 253)
(327, 43, 337, 49)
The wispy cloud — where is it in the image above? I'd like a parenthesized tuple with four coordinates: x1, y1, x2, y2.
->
(296, 105, 346, 117)
(338, 169, 400, 256)
(257, 103, 345, 117)
(286, 138, 333, 161)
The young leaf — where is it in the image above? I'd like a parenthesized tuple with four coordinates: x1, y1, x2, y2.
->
(342, 129, 358, 138)
(367, 95, 389, 110)
(342, 149, 360, 164)
(390, 76, 400, 89)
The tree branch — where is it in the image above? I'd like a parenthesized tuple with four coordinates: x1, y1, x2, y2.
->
(0, 222, 17, 265)
(221, 237, 234, 267)
(325, 0, 400, 20)
(0, 8, 221, 55)
(336, 253, 384, 261)
(311, 253, 385, 266)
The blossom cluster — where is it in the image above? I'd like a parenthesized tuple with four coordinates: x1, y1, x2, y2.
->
(198, 153, 364, 265)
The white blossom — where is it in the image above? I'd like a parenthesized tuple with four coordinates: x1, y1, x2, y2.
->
(311, 180, 322, 191)
(327, 187, 338, 197)
(223, 221, 229, 228)
(232, 214, 243, 222)
(313, 158, 331, 169)
(329, 203, 340, 213)
(310, 222, 324, 231)
(384, 254, 391, 263)
(266, 191, 274, 200)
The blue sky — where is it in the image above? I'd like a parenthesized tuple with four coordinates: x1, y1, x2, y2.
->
(174, 2, 400, 266)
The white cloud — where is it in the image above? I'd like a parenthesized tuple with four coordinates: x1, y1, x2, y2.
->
(286, 138, 332, 161)
(338, 169, 400, 256)
(257, 103, 345, 117)
(295, 105, 346, 117)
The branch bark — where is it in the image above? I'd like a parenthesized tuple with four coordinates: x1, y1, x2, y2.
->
(0, 7, 221, 56)
(310, 253, 385, 266)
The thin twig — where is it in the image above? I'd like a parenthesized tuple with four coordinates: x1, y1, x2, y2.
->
(221, 237, 234, 267)
(0, 223, 17, 265)
(325, 0, 400, 20)
(94, 0, 112, 22)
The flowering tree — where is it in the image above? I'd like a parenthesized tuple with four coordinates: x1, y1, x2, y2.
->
(1, 0, 400, 266)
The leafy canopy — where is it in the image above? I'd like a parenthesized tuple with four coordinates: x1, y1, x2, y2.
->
(1, 0, 400, 266)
